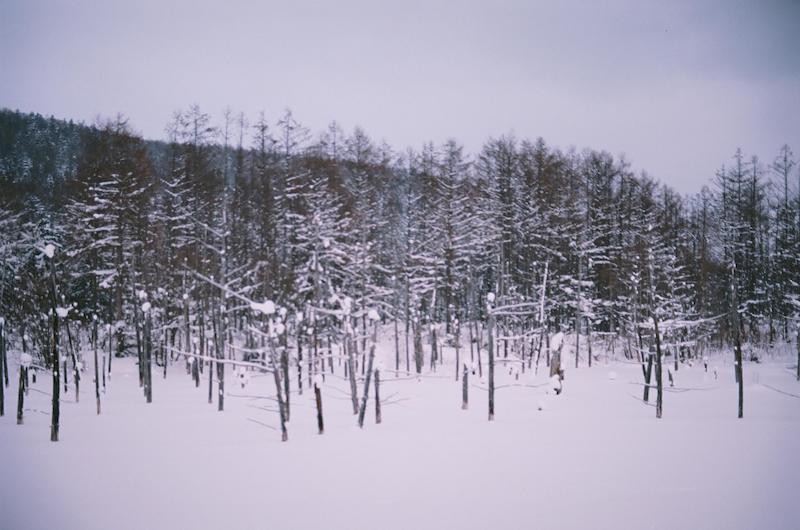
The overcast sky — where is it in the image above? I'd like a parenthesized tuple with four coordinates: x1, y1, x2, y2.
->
(2, 0, 798, 193)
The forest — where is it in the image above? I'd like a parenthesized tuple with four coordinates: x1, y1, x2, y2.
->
(0, 105, 799, 441)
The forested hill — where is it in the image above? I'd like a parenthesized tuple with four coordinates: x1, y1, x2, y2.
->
(0, 106, 798, 362)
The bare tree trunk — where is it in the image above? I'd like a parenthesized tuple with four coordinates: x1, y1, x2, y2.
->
(0, 320, 7, 395)
(374, 369, 381, 424)
(314, 379, 324, 434)
(587, 322, 593, 368)
(474, 321, 483, 377)
(346, 329, 359, 415)
(16, 366, 26, 424)
(281, 334, 290, 422)
(162, 334, 167, 380)
(357, 324, 378, 428)
(730, 266, 744, 419)
(48, 257, 60, 442)
(212, 309, 223, 411)
(0, 322, 4, 417)
(207, 340, 213, 404)
(653, 320, 664, 419)
(107, 322, 112, 381)
(455, 319, 461, 381)
(575, 253, 582, 369)
(462, 363, 468, 410)
(394, 307, 400, 376)
(413, 320, 423, 374)
(144, 310, 152, 404)
(134, 304, 144, 388)
(65, 322, 79, 402)
(297, 325, 303, 396)
(93, 318, 101, 414)
(642, 354, 653, 402)
(270, 346, 288, 442)
(430, 323, 438, 372)
(487, 308, 495, 421)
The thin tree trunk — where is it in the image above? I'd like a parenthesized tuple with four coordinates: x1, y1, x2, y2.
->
(462, 363, 468, 410)
(394, 309, 400, 376)
(575, 253, 582, 369)
(413, 321, 423, 374)
(297, 325, 303, 395)
(653, 320, 664, 419)
(487, 308, 495, 421)
(65, 321, 79, 402)
(455, 319, 461, 381)
(314, 378, 324, 434)
(93, 318, 101, 414)
(374, 369, 381, 424)
(731, 266, 744, 418)
(0, 320, 7, 392)
(0, 322, 4, 417)
(49, 257, 60, 442)
(281, 334, 290, 422)
(207, 339, 213, 405)
(270, 346, 288, 442)
(213, 309, 223, 411)
(474, 321, 483, 378)
(642, 354, 653, 402)
(357, 324, 378, 428)
(16, 366, 26, 424)
(346, 330, 359, 415)
(144, 309, 152, 403)
(107, 321, 113, 379)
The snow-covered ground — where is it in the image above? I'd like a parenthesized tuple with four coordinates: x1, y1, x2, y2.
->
(1, 336, 799, 530)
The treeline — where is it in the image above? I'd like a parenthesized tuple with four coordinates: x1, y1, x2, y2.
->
(0, 106, 799, 376)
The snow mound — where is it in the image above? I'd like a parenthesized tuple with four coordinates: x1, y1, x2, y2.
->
(250, 300, 276, 315)
(43, 244, 56, 258)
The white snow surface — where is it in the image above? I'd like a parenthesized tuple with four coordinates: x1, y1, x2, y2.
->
(551, 331, 565, 351)
(250, 299, 276, 315)
(42, 243, 55, 258)
(1, 331, 798, 530)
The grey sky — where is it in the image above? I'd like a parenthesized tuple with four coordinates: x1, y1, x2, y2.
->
(2, 0, 798, 193)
